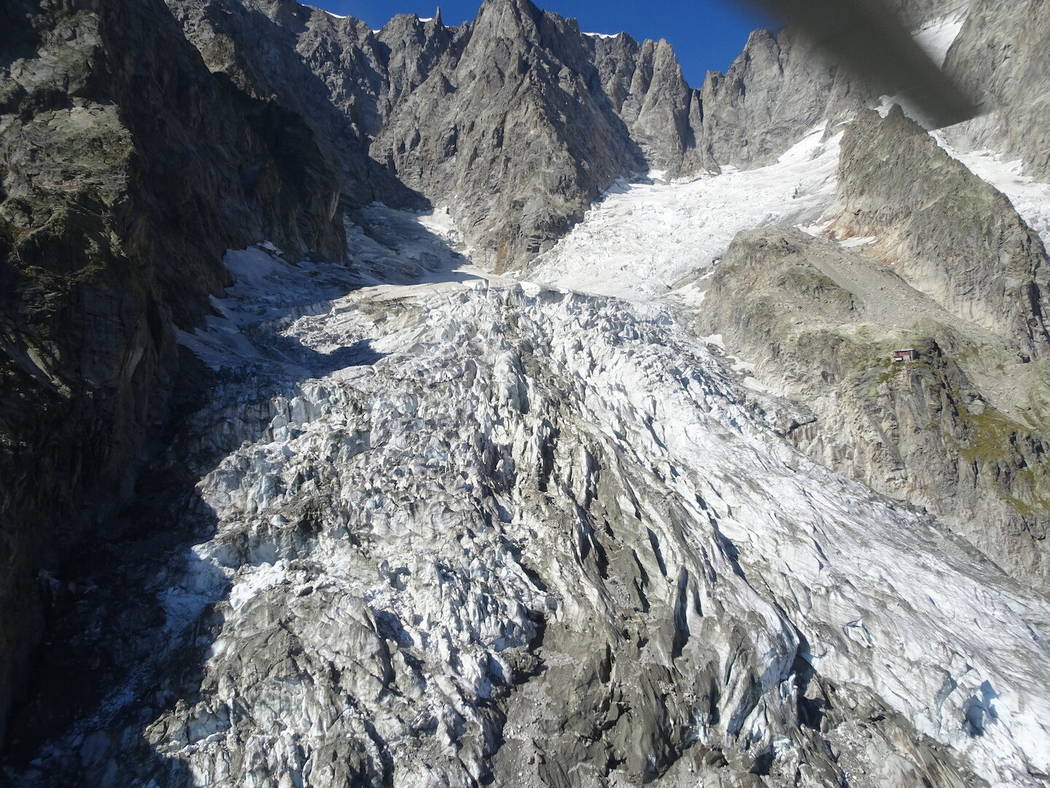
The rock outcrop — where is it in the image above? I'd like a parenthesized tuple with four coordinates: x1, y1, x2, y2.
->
(0, 0, 346, 742)
(163, 0, 423, 207)
(588, 34, 702, 174)
(833, 108, 1050, 358)
(371, 0, 647, 269)
(697, 27, 865, 172)
(168, 0, 707, 269)
(697, 228, 1050, 594)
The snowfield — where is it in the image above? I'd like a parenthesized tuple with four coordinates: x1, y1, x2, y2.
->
(527, 126, 842, 301)
(914, 8, 969, 67)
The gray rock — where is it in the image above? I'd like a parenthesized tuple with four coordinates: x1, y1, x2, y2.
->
(368, 0, 708, 266)
(589, 34, 700, 174)
(0, 0, 345, 743)
(943, 0, 1050, 180)
(833, 108, 1050, 358)
(371, 0, 647, 270)
(696, 226, 1050, 593)
(697, 27, 867, 172)
(168, 0, 708, 268)
(164, 0, 422, 207)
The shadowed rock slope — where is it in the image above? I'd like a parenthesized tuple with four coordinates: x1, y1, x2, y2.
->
(0, 0, 348, 741)
(163, 0, 422, 208)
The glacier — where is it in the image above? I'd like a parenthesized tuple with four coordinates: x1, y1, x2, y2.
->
(527, 126, 843, 302)
(17, 189, 1045, 785)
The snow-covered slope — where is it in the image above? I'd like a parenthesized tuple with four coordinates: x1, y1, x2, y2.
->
(914, 7, 969, 66)
(527, 127, 841, 300)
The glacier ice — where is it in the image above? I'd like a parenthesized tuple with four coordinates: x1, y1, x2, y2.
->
(27, 207, 1036, 786)
(526, 126, 842, 301)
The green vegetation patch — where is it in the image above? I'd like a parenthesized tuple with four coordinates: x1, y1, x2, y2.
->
(958, 407, 1023, 463)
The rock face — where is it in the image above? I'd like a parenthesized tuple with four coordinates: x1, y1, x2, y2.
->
(697, 28, 869, 172)
(697, 228, 1050, 594)
(163, 0, 421, 207)
(371, 0, 646, 270)
(371, 0, 712, 267)
(587, 34, 702, 174)
(0, 0, 345, 743)
(833, 108, 1050, 358)
(695, 1, 974, 172)
(944, 0, 1050, 180)
(167, 0, 707, 269)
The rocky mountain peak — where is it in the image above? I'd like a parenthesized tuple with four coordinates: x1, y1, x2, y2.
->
(472, 0, 547, 43)
(160, 0, 713, 266)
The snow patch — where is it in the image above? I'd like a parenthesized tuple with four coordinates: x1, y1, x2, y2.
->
(838, 236, 877, 249)
(914, 8, 968, 67)
(798, 219, 833, 237)
(305, 4, 348, 20)
(875, 10, 969, 123)
(416, 205, 459, 243)
(229, 561, 290, 611)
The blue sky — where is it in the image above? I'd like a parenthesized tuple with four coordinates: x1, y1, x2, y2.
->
(312, 0, 774, 86)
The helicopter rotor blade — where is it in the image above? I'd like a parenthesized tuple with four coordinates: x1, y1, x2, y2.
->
(740, 0, 979, 129)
